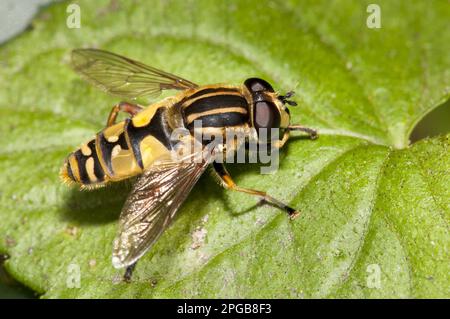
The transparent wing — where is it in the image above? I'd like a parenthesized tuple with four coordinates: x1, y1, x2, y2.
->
(112, 155, 211, 269)
(71, 48, 198, 99)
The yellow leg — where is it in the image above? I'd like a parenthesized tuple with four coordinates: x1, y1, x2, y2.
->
(288, 124, 318, 140)
(213, 162, 300, 220)
(107, 102, 143, 127)
(273, 129, 290, 149)
(274, 125, 318, 149)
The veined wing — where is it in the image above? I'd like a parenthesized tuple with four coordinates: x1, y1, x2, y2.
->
(112, 154, 211, 269)
(71, 48, 198, 99)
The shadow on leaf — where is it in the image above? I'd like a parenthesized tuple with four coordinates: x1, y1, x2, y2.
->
(60, 181, 131, 225)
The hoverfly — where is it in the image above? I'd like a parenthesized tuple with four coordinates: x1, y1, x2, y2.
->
(60, 49, 317, 281)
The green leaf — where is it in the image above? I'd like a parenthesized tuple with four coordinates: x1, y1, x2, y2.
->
(0, 0, 448, 298)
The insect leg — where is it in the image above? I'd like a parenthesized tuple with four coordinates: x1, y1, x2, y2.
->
(288, 125, 318, 140)
(123, 262, 136, 283)
(273, 129, 290, 149)
(107, 102, 143, 127)
(212, 162, 300, 220)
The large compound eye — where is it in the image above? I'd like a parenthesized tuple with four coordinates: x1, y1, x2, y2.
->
(254, 101, 280, 130)
(244, 78, 274, 93)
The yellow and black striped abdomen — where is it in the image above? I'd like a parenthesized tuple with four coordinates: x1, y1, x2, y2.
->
(180, 86, 250, 132)
(61, 102, 177, 188)
(61, 137, 108, 187)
